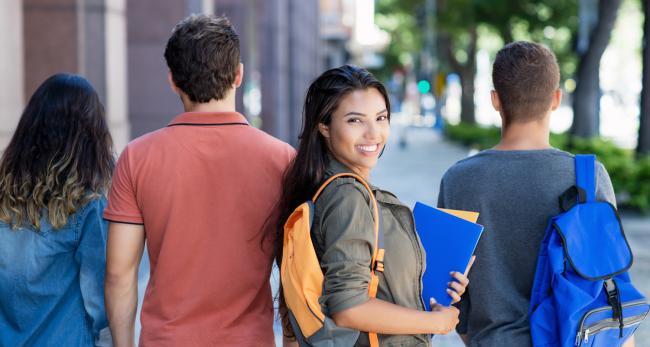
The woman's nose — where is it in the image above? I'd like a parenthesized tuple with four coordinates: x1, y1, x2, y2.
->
(365, 120, 381, 139)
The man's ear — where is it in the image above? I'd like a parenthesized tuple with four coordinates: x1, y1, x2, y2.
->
(318, 123, 330, 139)
(168, 72, 180, 95)
(234, 63, 244, 88)
(550, 89, 562, 111)
(490, 90, 502, 112)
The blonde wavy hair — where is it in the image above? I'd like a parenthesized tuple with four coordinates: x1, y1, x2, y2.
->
(0, 74, 114, 230)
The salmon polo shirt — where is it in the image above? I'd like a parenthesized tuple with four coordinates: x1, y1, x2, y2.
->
(104, 112, 295, 346)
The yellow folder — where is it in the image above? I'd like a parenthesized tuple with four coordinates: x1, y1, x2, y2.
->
(437, 208, 480, 223)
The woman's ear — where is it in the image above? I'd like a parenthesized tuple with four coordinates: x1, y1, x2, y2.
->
(318, 123, 330, 138)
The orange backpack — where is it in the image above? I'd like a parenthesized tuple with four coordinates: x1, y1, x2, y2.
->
(281, 173, 385, 347)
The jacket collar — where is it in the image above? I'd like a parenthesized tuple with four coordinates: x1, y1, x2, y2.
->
(324, 157, 402, 205)
(167, 111, 249, 127)
(324, 157, 359, 179)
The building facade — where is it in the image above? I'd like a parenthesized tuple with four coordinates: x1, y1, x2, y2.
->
(1, 0, 322, 152)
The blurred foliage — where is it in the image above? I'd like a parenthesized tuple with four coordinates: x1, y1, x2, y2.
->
(375, 0, 579, 82)
(374, 0, 423, 80)
(445, 122, 650, 213)
(631, 157, 650, 212)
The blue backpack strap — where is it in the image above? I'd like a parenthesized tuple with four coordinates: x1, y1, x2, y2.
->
(575, 154, 596, 203)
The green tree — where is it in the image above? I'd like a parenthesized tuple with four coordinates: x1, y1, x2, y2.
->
(438, 0, 578, 124)
(375, 0, 423, 80)
(478, 0, 579, 81)
(436, 0, 479, 124)
(571, 0, 622, 138)
(376, 0, 578, 125)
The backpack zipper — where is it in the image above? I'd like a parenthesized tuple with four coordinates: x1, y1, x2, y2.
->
(574, 300, 649, 346)
(576, 315, 644, 346)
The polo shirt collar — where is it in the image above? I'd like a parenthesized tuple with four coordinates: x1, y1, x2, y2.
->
(168, 111, 249, 127)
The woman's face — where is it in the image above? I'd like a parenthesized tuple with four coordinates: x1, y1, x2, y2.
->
(319, 88, 390, 179)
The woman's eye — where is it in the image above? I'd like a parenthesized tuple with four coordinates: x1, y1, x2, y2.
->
(347, 118, 362, 123)
(377, 115, 389, 121)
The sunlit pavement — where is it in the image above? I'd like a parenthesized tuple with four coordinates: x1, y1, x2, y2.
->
(135, 124, 650, 346)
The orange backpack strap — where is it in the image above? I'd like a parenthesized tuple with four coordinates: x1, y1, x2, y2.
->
(313, 173, 385, 347)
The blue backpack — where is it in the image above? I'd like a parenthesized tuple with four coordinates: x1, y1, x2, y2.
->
(529, 154, 649, 347)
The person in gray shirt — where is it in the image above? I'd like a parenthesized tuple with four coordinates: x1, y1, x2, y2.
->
(437, 42, 620, 346)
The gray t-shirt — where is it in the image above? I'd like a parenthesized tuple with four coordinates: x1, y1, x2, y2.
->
(437, 148, 615, 347)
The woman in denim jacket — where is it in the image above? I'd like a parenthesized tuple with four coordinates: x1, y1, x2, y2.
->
(0, 74, 115, 346)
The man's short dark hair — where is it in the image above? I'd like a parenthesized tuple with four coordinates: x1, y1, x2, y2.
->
(492, 41, 560, 124)
(164, 15, 240, 103)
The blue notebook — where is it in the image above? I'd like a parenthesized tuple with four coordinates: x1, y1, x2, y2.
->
(413, 201, 484, 309)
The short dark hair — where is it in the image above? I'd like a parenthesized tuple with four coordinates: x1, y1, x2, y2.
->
(164, 15, 240, 103)
(492, 41, 560, 124)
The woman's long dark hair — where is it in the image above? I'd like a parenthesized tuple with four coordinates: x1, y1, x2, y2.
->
(275, 65, 390, 337)
(0, 73, 114, 229)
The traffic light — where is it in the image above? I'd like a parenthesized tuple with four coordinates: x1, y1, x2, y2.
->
(417, 80, 431, 94)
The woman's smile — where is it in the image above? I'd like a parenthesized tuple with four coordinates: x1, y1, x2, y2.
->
(356, 143, 380, 155)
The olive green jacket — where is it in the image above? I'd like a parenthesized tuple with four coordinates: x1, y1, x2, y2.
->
(312, 159, 430, 346)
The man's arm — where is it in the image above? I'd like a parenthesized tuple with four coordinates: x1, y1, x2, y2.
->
(105, 222, 145, 347)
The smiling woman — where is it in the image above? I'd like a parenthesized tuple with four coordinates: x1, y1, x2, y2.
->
(276, 65, 471, 347)
(317, 88, 390, 180)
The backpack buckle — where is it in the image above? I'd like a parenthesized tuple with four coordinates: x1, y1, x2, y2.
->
(604, 278, 624, 337)
(374, 249, 385, 273)
(559, 186, 588, 212)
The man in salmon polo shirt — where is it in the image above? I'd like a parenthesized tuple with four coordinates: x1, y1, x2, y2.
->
(104, 15, 294, 347)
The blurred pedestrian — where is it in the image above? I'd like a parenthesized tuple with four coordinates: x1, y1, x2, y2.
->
(0, 73, 114, 346)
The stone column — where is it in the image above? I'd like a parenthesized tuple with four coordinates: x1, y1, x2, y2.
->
(82, 0, 129, 152)
(258, 0, 290, 142)
(23, 0, 129, 152)
(255, 0, 320, 144)
(287, 0, 320, 145)
(126, 0, 185, 138)
(23, 0, 78, 98)
(104, 0, 129, 152)
(127, 0, 214, 139)
(213, 0, 249, 115)
(187, 0, 213, 15)
(0, 0, 24, 150)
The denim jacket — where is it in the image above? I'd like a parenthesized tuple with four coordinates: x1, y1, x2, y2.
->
(0, 197, 109, 347)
